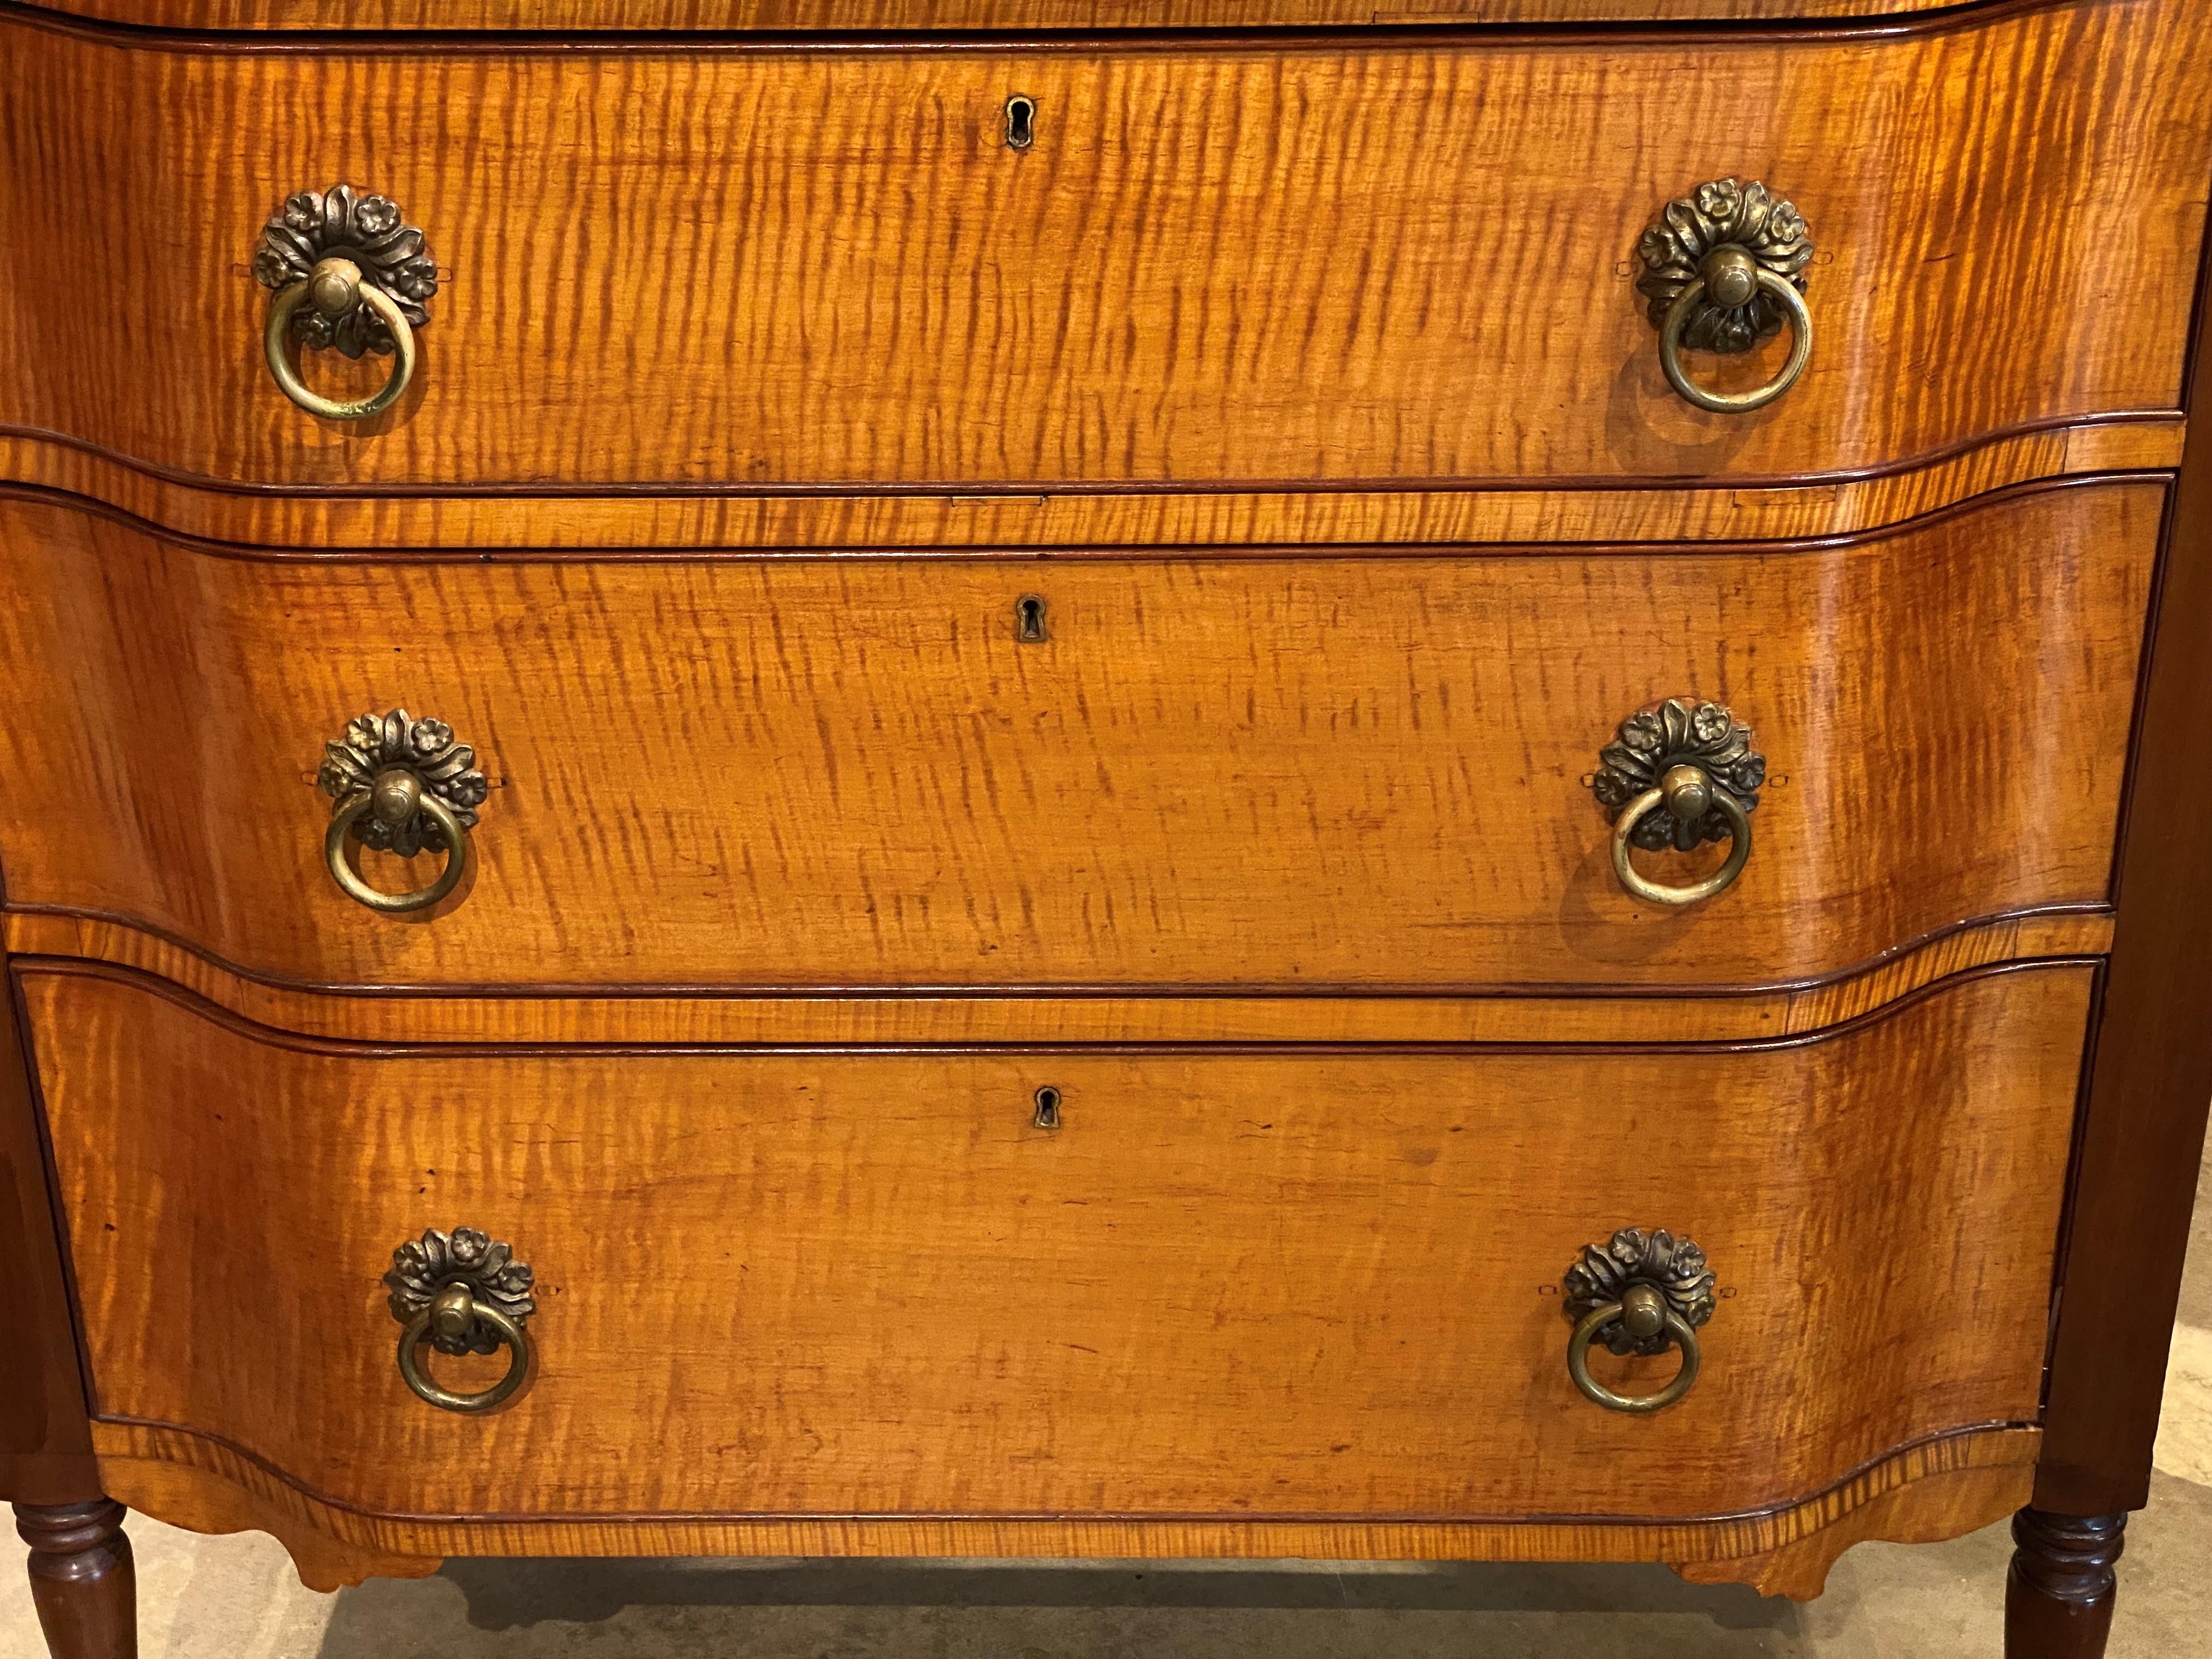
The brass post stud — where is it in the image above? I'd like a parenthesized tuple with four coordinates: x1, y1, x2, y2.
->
(369, 767, 425, 828)
(1658, 763, 1714, 826)
(1618, 1283, 1669, 1343)
(1701, 245, 1760, 310)
(307, 256, 365, 319)
(428, 1283, 476, 1346)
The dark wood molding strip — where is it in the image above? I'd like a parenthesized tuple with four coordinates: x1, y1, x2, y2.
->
(8, 952, 2102, 1060)
(2, 899, 2113, 1005)
(0, 409, 2182, 511)
(0, 467, 2168, 566)
(0, 0, 2087, 56)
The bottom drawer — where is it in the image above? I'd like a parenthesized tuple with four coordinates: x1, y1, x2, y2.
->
(26, 961, 2087, 1524)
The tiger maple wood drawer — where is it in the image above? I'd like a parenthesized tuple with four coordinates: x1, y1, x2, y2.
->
(2, 0, 2208, 498)
(0, 478, 2156, 992)
(25, 959, 2086, 1528)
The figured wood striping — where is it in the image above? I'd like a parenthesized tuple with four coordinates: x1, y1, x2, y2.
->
(0, 0, 2206, 495)
(27, 961, 2086, 1526)
(91, 1418, 2037, 1600)
(0, 911, 2115, 1045)
(0, 481, 2158, 991)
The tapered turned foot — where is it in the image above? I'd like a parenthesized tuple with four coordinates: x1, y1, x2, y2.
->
(2006, 1508, 2125, 1659)
(13, 1500, 137, 1659)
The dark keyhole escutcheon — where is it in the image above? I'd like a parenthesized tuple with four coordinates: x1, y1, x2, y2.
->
(1032, 1085, 1062, 1129)
(1016, 595, 1048, 642)
(1005, 95, 1037, 150)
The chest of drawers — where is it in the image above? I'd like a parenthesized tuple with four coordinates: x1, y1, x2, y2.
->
(3, 2, 2210, 1655)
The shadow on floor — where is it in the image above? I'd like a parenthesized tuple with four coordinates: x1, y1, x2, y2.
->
(435, 1556, 1791, 1629)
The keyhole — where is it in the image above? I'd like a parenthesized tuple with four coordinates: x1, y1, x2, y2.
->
(1032, 1086, 1062, 1130)
(1015, 595, 1048, 642)
(1005, 95, 1036, 151)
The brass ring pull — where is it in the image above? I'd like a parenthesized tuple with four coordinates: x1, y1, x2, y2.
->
(1593, 698, 1764, 909)
(264, 257, 416, 421)
(396, 1284, 532, 1415)
(1636, 179, 1815, 415)
(1659, 258, 1812, 415)
(317, 709, 487, 917)
(1566, 1286, 1702, 1414)
(324, 771, 470, 914)
(1610, 766, 1752, 907)
(1561, 1228, 1716, 1415)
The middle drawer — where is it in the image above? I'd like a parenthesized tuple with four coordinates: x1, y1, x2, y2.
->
(0, 478, 2154, 991)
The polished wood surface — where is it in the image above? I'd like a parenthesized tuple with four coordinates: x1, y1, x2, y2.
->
(0, 970, 98, 1506)
(2033, 172, 2212, 1523)
(0, 481, 2156, 991)
(2006, 1511, 2126, 1659)
(9, 0, 2009, 35)
(93, 1418, 2035, 1599)
(0, 421, 2180, 552)
(1, 912, 2114, 1046)
(11, 1501, 136, 1659)
(1, 0, 2205, 498)
(28, 960, 2087, 1525)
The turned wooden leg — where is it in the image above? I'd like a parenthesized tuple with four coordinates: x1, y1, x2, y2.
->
(13, 1500, 137, 1659)
(2005, 1507, 2126, 1659)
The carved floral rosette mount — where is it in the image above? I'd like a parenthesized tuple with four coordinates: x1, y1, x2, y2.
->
(383, 1227, 535, 1358)
(1635, 178, 1813, 354)
(1562, 1228, 1717, 1358)
(318, 709, 488, 857)
(1592, 698, 1765, 853)
(252, 185, 437, 358)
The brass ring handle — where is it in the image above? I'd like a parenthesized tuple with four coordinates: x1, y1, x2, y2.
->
(324, 771, 470, 914)
(396, 1284, 531, 1414)
(1566, 1285, 1703, 1414)
(264, 257, 416, 421)
(1659, 259, 1812, 415)
(1610, 766, 1752, 907)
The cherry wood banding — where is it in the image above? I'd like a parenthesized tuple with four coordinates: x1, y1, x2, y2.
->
(0, 481, 2158, 992)
(1, 0, 2205, 500)
(24, 960, 2087, 1530)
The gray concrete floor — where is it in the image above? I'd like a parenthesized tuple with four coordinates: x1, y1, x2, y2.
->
(9, 1142, 2208, 1658)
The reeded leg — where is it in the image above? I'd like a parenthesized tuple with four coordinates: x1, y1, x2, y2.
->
(2005, 1508, 2126, 1659)
(13, 1500, 137, 1659)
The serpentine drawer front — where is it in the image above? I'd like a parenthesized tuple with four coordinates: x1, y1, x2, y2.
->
(0, 480, 2154, 990)
(5, 0, 2211, 1652)
(24, 961, 2084, 1527)
(2, 0, 2209, 495)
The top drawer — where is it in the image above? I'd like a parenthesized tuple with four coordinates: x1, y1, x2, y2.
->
(2, 0, 2205, 496)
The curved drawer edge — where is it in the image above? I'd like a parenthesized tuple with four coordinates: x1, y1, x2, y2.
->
(4, 912, 2114, 1046)
(0, 418, 2184, 554)
(1, 0, 2077, 47)
(88, 1417, 2039, 1598)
